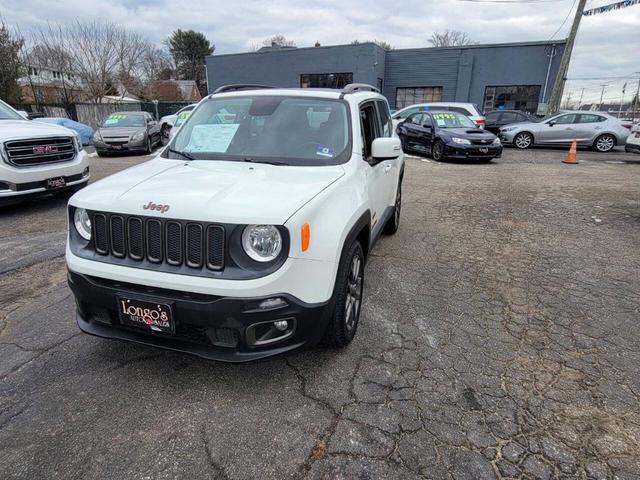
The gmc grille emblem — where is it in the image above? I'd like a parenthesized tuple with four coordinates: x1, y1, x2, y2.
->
(33, 145, 59, 155)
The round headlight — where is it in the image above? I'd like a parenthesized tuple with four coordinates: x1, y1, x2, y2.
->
(242, 225, 282, 262)
(74, 208, 92, 241)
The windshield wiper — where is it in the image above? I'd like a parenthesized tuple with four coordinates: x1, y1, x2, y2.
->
(167, 148, 196, 161)
(243, 157, 287, 166)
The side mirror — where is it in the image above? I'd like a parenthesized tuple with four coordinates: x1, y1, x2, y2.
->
(548, 121, 555, 127)
(372, 137, 401, 160)
(423, 124, 433, 130)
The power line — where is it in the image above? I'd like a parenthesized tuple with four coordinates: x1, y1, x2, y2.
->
(548, 0, 578, 41)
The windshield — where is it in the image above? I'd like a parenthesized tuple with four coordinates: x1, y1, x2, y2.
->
(174, 111, 191, 128)
(102, 113, 145, 128)
(0, 100, 25, 120)
(168, 95, 351, 166)
(432, 112, 476, 129)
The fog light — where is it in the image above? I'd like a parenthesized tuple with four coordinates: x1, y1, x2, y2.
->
(274, 320, 289, 331)
(83, 167, 90, 176)
(258, 297, 288, 310)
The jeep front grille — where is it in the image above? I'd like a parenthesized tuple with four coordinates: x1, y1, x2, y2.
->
(91, 212, 225, 271)
(4, 137, 76, 167)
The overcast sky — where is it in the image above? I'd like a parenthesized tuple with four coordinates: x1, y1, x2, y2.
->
(2, 0, 639, 104)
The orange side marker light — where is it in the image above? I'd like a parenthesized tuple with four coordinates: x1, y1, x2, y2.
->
(301, 224, 310, 252)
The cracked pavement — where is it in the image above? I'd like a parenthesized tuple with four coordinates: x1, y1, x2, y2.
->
(1, 148, 639, 479)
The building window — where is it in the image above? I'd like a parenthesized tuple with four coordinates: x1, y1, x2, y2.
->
(377, 78, 383, 92)
(300, 73, 353, 89)
(484, 85, 541, 113)
(28, 67, 39, 76)
(395, 87, 443, 109)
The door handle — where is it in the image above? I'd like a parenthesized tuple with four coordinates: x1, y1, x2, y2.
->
(384, 164, 392, 173)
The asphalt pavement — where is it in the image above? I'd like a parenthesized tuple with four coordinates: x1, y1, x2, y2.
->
(1, 146, 639, 479)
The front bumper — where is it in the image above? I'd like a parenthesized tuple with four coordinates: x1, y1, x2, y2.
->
(68, 271, 334, 362)
(625, 142, 640, 154)
(94, 138, 146, 153)
(498, 131, 517, 143)
(0, 150, 90, 205)
(444, 143, 503, 159)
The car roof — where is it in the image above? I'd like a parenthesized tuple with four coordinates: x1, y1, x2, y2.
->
(110, 111, 146, 115)
(209, 88, 385, 102)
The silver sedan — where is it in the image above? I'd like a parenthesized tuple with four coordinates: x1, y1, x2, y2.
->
(499, 111, 629, 152)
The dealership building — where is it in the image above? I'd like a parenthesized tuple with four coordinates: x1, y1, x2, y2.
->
(206, 40, 566, 114)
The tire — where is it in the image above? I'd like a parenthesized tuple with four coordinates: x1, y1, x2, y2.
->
(323, 240, 365, 347)
(400, 135, 411, 153)
(593, 134, 616, 153)
(513, 132, 533, 149)
(431, 140, 445, 161)
(161, 124, 170, 138)
(145, 137, 152, 154)
(384, 181, 401, 235)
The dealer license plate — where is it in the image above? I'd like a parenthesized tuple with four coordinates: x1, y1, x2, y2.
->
(46, 177, 66, 189)
(117, 296, 174, 333)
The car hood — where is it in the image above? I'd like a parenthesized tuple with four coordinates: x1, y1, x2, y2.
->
(71, 158, 346, 224)
(97, 127, 145, 137)
(0, 119, 75, 141)
(442, 128, 496, 140)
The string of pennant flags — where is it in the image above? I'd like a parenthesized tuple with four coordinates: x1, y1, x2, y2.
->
(583, 0, 639, 16)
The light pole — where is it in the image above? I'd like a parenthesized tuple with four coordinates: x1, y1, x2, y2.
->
(633, 73, 640, 122)
(599, 84, 607, 110)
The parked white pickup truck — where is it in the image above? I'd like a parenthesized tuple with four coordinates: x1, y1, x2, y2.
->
(0, 99, 90, 206)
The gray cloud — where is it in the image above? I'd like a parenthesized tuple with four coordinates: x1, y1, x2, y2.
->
(3, 0, 638, 102)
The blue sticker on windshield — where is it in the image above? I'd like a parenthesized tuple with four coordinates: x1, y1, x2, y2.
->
(316, 145, 335, 157)
(421, 106, 430, 111)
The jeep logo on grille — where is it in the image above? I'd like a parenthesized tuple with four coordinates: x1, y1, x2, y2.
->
(143, 201, 170, 213)
(33, 145, 59, 155)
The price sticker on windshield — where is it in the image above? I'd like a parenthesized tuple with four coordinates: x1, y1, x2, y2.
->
(432, 113, 456, 120)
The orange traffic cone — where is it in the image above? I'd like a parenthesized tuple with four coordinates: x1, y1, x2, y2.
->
(563, 140, 578, 164)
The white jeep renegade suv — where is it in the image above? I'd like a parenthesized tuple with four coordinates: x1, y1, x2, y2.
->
(66, 84, 404, 362)
(0, 99, 90, 206)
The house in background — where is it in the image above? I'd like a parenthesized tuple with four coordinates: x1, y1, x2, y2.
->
(18, 64, 87, 104)
(150, 80, 202, 102)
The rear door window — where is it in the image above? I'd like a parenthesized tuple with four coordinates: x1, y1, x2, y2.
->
(500, 112, 519, 123)
(579, 114, 605, 123)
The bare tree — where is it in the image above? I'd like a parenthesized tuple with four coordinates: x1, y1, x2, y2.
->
(262, 35, 296, 48)
(429, 30, 478, 47)
(30, 21, 157, 104)
(351, 39, 394, 51)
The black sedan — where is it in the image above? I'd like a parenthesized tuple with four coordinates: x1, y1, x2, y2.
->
(484, 110, 540, 134)
(397, 111, 502, 162)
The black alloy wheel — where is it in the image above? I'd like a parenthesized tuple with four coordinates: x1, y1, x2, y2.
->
(323, 241, 365, 347)
(431, 140, 445, 161)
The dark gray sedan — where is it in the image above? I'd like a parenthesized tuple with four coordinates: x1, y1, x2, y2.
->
(92, 111, 162, 156)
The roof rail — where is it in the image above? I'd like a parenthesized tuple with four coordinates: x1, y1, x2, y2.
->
(339, 83, 380, 98)
(213, 84, 277, 94)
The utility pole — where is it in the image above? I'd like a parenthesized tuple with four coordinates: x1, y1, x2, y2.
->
(547, 0, 588, 113)
(633, 74, 640, 122)
(564, 92, 573, 110)
(577, 87, 585, 109)
(599, 84, 607, 110)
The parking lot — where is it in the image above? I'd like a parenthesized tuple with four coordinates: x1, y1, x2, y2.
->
(1, 146, 639, 479)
